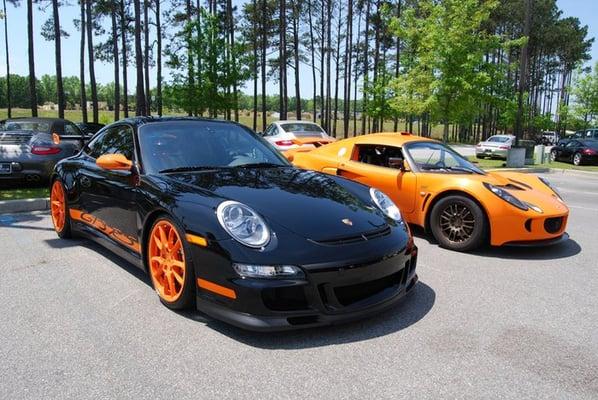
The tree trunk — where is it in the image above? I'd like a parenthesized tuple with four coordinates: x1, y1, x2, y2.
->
(332, 3, 342, 137)
(120, 0, 129, 118)
(27, 0, 37, 117)
(319, 0, 325, 127)
(307, 0, 317, 122)
(185, 0, 194, 116)
(279, 0, 287, 119)
(260, 0, 267, 131)
(143, 0, 151, 114)
(79, 0, 87, 122)
(2, 0, 11, 117)
(111, 3, 120, 121)
(292, 1, 301, 120)
(514, 0, 531, 146)
(133, 0, 146, 115)
(52, 0, 65, 118)
(393, 0, 401, 132)
(361, 0, 371, 135)
(86, 0, 98, 122)
(325, 0, 332, 133)
(343, 0, 353, 138)
(156, 0, 162, 116)
(227, 0, 238, 122)
(371, 0, 381, 133)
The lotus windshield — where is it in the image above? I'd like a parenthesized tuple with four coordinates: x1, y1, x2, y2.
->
(404, 141, 485, 174)
(139, 120, 290, 174)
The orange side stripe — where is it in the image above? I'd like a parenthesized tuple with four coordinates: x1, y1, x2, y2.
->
(197, 278, 237, 299)
(69, 208, 141, 253)
(186, 233, 208, 247)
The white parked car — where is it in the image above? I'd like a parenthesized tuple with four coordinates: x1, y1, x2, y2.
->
(261, 120, 334, 151)
(476, 134, 516, 159)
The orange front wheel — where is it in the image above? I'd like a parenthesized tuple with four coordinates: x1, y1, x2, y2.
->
(50, 179, 71, 238)
(147, 217, 194, 309)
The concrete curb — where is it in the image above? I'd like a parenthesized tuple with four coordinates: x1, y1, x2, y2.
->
(487, 167, 598, 176)
(0, 197, 50, 214)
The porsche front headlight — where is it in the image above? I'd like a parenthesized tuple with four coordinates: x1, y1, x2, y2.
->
(370, 188, 403, 222)
(216, 201, 270, 248)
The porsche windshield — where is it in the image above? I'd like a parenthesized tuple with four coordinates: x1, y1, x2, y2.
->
(405, 141, 485, 174)
(139, 121, 290, 174)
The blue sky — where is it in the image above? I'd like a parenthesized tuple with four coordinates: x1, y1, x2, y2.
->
(0, 0, 596, 98)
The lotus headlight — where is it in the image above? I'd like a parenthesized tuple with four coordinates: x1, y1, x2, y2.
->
(483, 182, 528, 211)
(538, 177, 563, 201)
(216, 201, 270, 248)
(370, 188, 403, 222)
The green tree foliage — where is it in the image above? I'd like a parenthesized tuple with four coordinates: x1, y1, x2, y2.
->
(571, 63, 598, 128)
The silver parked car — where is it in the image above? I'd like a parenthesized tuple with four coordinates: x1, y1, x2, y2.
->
(0, 118, 87, 183)
(261, 120, 334, 151)
(475, 134, 516, 159)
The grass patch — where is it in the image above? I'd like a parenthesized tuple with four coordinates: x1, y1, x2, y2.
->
(0, 185, 49, 201)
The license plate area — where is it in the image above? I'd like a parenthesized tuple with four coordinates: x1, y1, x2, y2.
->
(0, 163, 11, 174)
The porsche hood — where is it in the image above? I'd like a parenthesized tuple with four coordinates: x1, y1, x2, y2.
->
(164, 167, 390, 241)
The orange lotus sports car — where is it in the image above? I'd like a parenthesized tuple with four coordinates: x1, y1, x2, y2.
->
(289, 132, 570, 251)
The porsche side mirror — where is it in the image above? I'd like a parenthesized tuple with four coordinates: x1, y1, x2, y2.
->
(96, 153, 133, 171)
(388, 157, 406, 171)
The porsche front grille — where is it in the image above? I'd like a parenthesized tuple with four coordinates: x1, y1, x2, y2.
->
(313, 226, 391, 246)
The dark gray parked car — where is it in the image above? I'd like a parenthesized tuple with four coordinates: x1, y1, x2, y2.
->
(0, 118, 87, 183)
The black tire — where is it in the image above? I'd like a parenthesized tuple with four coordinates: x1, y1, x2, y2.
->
(429, 195, 487, 252)
(146, 215, 196, 310)
(50, 179, 72, 239)
(549, 149, 557, 163)
(476, 154, 485, 159)
(573, 152, 583, 166)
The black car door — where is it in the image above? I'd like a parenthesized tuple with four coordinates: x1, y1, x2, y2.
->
(75, 124, 140, 253)
(561, 140, 581, 161)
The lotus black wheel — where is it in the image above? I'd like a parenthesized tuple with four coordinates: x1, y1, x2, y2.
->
(430, 195, 486, 252)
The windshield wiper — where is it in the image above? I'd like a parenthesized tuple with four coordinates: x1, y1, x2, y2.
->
(233, 162, 287, 168)
(159, 166, 223, 173)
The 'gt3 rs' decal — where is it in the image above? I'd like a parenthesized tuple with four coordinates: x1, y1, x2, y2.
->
(69, 209, 141, 253)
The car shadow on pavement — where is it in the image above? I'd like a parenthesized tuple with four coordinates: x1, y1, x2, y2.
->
(44, 237, 152, 287)
(0, 212, 55, 232)
(180, 282, 436, 349)
(471, 238, 582, 260)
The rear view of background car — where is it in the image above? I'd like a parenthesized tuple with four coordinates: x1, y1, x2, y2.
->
(0, 118, 86, 184)
(476, 135, 515, 159)
(261, 121, 334, 151)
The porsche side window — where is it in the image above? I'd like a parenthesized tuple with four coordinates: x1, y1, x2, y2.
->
(86, 126, 134, 160)
(353, 144, 404, 169)
(85, 131, 109, 159)
(102, 126, 135, 160)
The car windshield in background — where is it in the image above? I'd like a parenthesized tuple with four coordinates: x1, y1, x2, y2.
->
(1, 120, 51, 133)
(280, 123, 324, 133)
(486, 136, 510, 143)
(139, 121, 291, 174)
(405, 142, 485, 174)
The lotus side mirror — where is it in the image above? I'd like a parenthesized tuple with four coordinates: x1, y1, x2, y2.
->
(388, 157, 406, 171)
(96, 153, 133, 171)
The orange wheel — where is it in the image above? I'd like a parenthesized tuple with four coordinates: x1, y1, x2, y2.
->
(148, 219, 188, 304)
(51, 180, 67, 233)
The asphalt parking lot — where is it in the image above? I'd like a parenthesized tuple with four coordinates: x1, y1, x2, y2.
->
(1, 171, 597, 399)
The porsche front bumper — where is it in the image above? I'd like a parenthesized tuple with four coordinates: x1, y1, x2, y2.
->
(192, 245, 418, 331)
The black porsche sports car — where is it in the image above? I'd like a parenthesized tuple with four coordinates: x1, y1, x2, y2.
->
(50, 117, 418, 331)
(550, 139, 598, 166)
